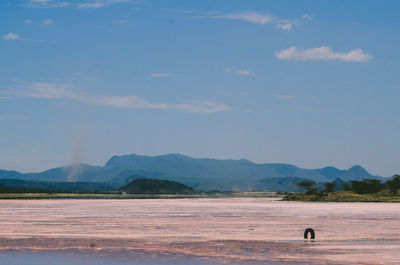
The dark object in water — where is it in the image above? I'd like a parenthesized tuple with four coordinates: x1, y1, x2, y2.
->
(304, 228, 315, 239)
(90, 243, 96, 248)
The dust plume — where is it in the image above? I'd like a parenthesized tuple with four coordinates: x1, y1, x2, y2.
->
(67, 126, 87, 182)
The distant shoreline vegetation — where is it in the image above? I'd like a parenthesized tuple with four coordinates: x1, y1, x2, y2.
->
(0, 192, 280, 200)
(0, 178, 280, 199)
(283, 175, 400, 202)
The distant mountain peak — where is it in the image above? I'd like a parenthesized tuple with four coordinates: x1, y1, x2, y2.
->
(349, 165, 364, 170)
(348, 165, 368, 173)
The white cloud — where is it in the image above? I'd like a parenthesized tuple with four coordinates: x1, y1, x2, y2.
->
(162, 9, 199, 14)
(77, 2, 105, 8)
(25, 19, 32, 24)
(86, 96, 169, 110)
(276, 23, 292, 31)
(226, 68, 255, 76)
(24, 0, 137, 9)
(214, 11, 296, 31)
(301, 14, 313, 21)
(218, 12, 274, 25)
(42, 19, 54, 24)
(77, 0, 136, 9)
(275, 46, 373, 62)
(3, 82, 231, 114)
(25, 0, 71, 8)
(150, 73, 180, 78)
(6, 82, 78, 98)
(3, 33, 21, 41)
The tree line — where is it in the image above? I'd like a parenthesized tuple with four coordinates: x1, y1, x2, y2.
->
(296, 175, 400, 195)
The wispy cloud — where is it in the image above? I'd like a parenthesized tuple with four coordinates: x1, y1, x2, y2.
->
(205, 11, 221, 16)
(6, 82, 77, 98)
(226, 68, 255, 76)
(236, 70, 254, 76)
(25, 0, 71, 8)
(77, 0, 137, 9)
(25, 19, 32, 24)
(42, 19, 54, 24)
(3, 33, 21, 41)
(174, 101, 232, 113)
(87, 95, 169, 109)
(24, 0, 138, 9)
(275, 46, 373, 62)
(301, 14, 313, 21)
(77, 2, 105, 8)
(213, 11, 296, 31)
(3, 82, 231, 114)
(2, 33, 44, 42)
(276, 23, 292, 31)
(150, 73, 180, 78)
(162, 8, 199, 14)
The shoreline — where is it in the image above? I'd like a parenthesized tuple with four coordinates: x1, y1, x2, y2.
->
(0, 191, 281, 200)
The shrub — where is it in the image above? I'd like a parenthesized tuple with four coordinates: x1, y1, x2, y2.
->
(349, 178, 384, 194)
(324, 182, 335, 193)
(386, 175, 400, 195)
(296, 180, 317, 195)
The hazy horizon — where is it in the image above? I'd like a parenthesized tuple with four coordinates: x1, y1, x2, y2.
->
(2, 152, 385, 178)
(1, 0, 399, 176)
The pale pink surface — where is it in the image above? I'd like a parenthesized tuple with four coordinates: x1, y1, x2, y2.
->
(0, 198, 399, 264)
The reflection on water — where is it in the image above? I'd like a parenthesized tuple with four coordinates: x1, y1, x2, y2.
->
(0, 198, 399, 264)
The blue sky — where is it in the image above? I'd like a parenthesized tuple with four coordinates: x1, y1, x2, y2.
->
(1, 0, 399, 176)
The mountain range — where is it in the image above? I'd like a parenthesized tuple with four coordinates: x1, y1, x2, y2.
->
(0, 153, 383, 192)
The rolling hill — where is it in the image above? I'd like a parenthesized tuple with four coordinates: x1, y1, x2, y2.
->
(120, 178, 195, 194)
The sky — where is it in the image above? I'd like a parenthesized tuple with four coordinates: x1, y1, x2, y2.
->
(1, 0, 399, 176)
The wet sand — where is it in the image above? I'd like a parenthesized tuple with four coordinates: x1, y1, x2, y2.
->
(0, 198, 399, 264)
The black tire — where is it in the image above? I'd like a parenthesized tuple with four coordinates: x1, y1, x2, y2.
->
(304, 228, 315, 239)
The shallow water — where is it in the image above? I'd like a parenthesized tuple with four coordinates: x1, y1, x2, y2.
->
(0, 249, 310, 265)
(0, 198, 398, 264)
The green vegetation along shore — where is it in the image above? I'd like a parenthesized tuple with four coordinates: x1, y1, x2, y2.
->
(0, 178, 280, 199)
(283, 175, 400, 202)
(0, 191, 280, 200)
(283, 190, 400, 202)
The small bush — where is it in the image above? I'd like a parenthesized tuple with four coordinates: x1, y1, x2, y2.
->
(386, 175, 400, 195)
